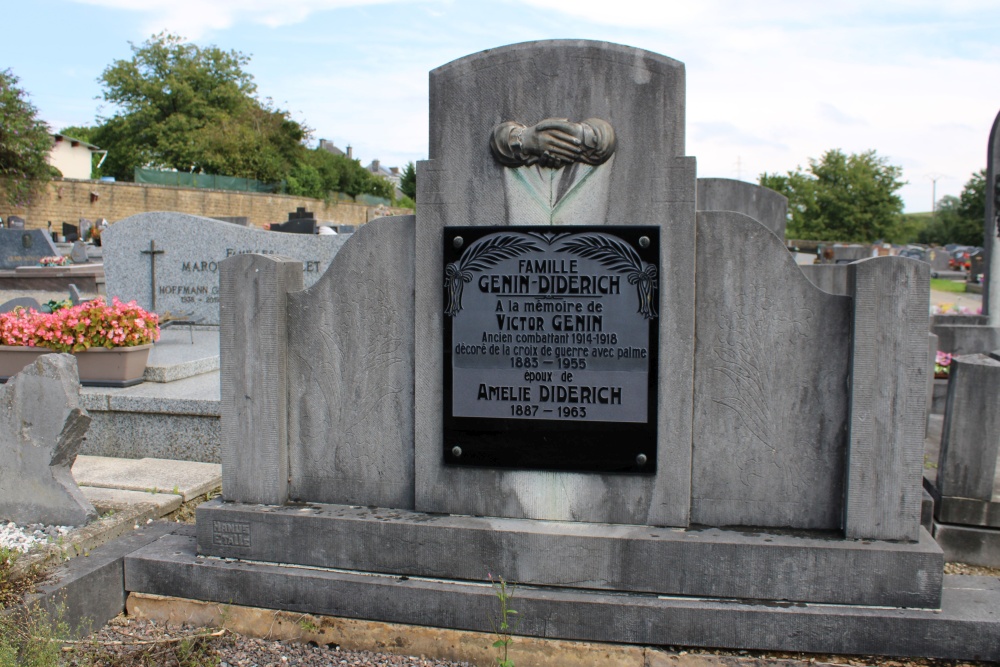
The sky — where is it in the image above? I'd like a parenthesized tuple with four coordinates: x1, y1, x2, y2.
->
(4, 0, 1000, 213)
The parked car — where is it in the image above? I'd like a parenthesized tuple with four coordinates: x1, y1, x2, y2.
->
(949, 246, 980, 272)
(897, 246, 927, 261)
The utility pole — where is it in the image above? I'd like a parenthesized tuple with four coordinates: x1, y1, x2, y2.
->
(926, 173, 947, 212)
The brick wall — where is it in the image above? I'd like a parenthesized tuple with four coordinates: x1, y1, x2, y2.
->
(0, 179, 412, 230)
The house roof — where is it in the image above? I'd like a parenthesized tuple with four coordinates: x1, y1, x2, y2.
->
(52, 133, 103, 152)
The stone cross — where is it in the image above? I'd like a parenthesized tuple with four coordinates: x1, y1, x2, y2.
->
(140, 240, 165, 310)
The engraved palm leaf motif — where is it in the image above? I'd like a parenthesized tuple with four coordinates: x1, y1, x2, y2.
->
(444, 235, 539, 316)
(557, 234, 658, 319)
(711, 285, 814, 487)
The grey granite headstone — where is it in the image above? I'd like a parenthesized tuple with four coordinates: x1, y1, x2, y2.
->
(692, 211, 852, 529)
(937, 353, 1000, 503)
(0, 229, 60, 270)
(0, 296, 42, 313)
(697, 178, 788, 239)
(210, 216, 249, 226)
(102, 212, 348, 323)
(845, 256, 929, 541)
(413, 40, 696, 526)
(799, 264, 850, 295)
(0, 354, 95, 526)
(69, 240, 90, 264)
(220, 254, 302, 505)
(286, 216, 415, 508)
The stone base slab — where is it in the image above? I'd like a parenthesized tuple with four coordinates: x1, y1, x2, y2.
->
(936, 495, 1000, 528)
(79, 371, 220, 462)
(195, 499, 943, 609)
(933, 520, 1000, 567)
(126, 533, 1000, 661)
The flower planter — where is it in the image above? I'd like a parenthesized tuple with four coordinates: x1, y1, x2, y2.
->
(0, 344, 153, 387)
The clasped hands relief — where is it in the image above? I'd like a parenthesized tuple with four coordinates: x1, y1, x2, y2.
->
(491, 118, 616, 168)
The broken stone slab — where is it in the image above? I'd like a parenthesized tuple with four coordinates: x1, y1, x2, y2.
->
(0, 354, 96, 526)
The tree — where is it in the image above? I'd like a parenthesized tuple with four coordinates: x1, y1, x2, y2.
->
(0, 69, 55, 206)
(92, 32, 308, 183)
(286, 147, 394, 200)
(400, 161, 416, 200)
(760, 149, 906, 242)
(916, 171, 986, 247)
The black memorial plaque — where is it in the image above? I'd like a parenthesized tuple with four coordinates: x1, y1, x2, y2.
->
(443, 226, 659, 473)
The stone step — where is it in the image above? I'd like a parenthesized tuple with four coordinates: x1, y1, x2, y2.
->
(79, 372, 220, 462)
(73, 455, 220, 501)
(125, 533, 1000, 662)
(142, 326, 219, 383)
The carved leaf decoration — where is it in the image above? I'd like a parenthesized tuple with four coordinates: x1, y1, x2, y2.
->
(556, 234, 642, 274)
(458, 235, 539, 274)
(445, 234, 539, 317)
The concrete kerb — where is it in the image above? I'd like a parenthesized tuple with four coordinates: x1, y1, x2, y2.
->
(125, 592, 871, 667)
(9, 504, 165, 582)
(125, 533, 1000, 662)
(5, 522, 182, 640)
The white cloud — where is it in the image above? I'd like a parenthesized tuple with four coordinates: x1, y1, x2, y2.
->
(70, 0, 415, 38)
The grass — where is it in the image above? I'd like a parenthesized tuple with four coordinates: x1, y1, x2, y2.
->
(0, 548, 45, 610)
(930, 278, 967, 293)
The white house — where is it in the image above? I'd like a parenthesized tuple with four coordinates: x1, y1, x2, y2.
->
(47, 133, 106, 180)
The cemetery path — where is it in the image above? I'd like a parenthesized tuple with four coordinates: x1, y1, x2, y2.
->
(930, 285, 982, 313)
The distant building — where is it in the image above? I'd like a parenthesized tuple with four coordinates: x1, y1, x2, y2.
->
(48, 134, 106, 180)
(366, 159, 403, 198)
(318, 139, 401, 199)
(318, 139, 353, 160)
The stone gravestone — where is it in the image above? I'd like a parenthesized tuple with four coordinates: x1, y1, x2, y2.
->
(0, 355, 95, 526)
(7, 216, 25, 229)
(122, 42, 1000, 660)
(62, 222, 79, 243)
(102, 212, 348, 323)
(79, 218, 93, 242)
(986, 108, 1000, 324)
(970, 248, 985, 283)
(929, 352, 1000, 566)
(69, 241, 90, 264)
(269, 207, 317, 234)
(696, 177, 788, 239)
(0, 229, 60, 269)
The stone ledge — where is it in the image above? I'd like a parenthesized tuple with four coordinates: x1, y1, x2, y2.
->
(936, 495, 1000, 528)
(126, 591, 883, 667)
(933, 520, 1000, 568)
(80, 370, 220, 416)
(125, 533, 999, 661)
(73, 456, 220, 501)
(195, 500, 943, 609)
(14, 523, 184, 639)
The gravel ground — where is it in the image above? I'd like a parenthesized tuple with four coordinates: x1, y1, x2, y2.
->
(67, 616, 475, 667)
(0, 521, 71, 554)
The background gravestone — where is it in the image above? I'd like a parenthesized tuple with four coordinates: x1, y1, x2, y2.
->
(0, 355, 95, 526)
(0, 229, 60, 269)
(696, 178, 788, 240)
(103, 212, 349, 323)
(985, 109, 1000, 324)
(62, 222, 79, 243)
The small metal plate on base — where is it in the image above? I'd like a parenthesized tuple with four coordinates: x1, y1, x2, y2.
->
(443, 226, 659, 473)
